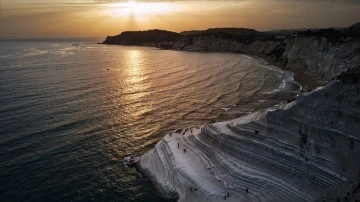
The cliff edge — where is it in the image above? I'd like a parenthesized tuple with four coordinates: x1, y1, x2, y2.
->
(137, 65, 360, 202)
(133, 24, 360, 201)
(172, 26, 360, 83)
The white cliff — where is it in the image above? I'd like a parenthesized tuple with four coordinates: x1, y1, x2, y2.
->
(280, 37, 360, 80)
(138, 65, 360, 201)
(135, 26, 360, 201)
(174, 35, 360, 81)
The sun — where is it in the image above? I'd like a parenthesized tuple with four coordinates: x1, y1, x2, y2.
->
(125, 0, 137, 10)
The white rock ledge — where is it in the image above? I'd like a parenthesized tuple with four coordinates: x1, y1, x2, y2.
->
(138, 68, 360, 201)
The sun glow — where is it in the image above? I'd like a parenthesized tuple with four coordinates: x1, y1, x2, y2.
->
(125, 0, 137, 10)
(106, 1, 175, 18)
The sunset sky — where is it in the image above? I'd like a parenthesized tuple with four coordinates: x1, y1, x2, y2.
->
(1, 0, 360, 38)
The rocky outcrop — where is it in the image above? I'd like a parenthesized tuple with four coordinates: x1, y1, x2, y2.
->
(267, 36, 360, 80)
(137, 66, 360, 201)
(102, 29, 181, 46)
(134, 25, 360, 202)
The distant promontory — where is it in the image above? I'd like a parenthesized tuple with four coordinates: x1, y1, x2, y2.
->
(102, 29, 181, 46)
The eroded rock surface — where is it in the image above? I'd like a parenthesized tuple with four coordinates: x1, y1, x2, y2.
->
(138, 67, 360, 201)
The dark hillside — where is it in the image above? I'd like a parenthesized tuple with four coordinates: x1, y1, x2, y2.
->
(102, 29, 181, 45)
(181, 27, 265, 42)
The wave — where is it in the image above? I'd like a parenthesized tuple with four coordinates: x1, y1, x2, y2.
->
(0, 40, 302, 201)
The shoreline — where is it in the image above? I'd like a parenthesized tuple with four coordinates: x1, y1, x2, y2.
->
(104, 42, 324, 93)
(179, 49, 324, 92)
(136, 66, 360, 202)
(104, 26, 360, 201)
(131, 44, 360, 201)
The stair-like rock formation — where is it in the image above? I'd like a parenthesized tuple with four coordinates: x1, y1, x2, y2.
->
(137, 67, 360, 201)
(101, 25, 360, 201)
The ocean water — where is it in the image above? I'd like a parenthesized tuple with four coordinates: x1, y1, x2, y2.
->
(0, 38, 300, 201)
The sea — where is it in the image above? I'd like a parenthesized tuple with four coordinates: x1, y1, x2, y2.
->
(0, 38, 301, 201)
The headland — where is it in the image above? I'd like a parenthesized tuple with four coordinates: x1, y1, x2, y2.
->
(103, 23, 360, 201)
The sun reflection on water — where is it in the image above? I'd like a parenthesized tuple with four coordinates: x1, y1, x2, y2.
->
(124, 50, 149, 98)
(126, 50, 143, 85)
(122, 49, 153, 122)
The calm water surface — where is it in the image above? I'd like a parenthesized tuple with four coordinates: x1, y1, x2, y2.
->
(0, 38, 300, 201)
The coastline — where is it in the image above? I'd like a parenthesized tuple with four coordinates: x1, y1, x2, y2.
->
(136, 66, 360, 202)
(168, 48, 323, 93)
(254, 53, 324, 92)
(292, 69, 322, 91)
(102, 27, 360, 201)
